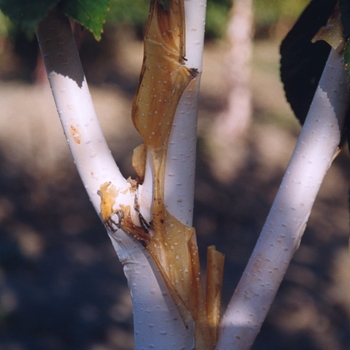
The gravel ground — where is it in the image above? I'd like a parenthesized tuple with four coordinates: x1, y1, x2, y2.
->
(0, 34, 349, 350)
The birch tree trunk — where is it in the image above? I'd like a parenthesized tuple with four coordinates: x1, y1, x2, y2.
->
(210, 0, 253, 182)
(36, 1, 207, 348)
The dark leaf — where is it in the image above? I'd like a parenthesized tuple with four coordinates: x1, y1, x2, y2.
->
(0, 0, 110, 40)
(345, 39, 350, 150)
(340, 0, 350, 39)
(0, 0, 59, 36)
(280, 0, 337, 125)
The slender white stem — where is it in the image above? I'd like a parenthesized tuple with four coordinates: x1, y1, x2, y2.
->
(164, 0, 207, 226)
(217, 48, 350, 349)
(164, 79, 200, 226)
(36, 9, 128, 213)
(130, 0, 208, 347)
(137, 0, 208, 231)
(140, 0, 207, 226)
(214, 0, 253, 140)
(138, 148, 154, 224)
(184, 0, 207, 69)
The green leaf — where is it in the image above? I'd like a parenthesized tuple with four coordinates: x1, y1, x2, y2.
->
(61, 0, 110, 40)
(0, 0, 59, 36)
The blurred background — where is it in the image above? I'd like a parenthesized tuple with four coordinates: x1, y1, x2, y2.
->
(0, 0, 350, 349)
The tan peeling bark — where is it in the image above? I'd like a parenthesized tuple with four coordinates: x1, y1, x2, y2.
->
(100, 1, 223, 348)
(131, 0, 200, 325)
(132, 144, 147, 182)
(98, 182, 119, 222)
(132, 0, 220, 347)
(132, 0, 196, 150)
(206, 246, 225, 344)
(312, 5, 345, 52)
(37, 5, 205, 349)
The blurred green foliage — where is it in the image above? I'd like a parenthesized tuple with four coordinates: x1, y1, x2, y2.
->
(106, 0, 234, 38)
(0, 0, 309, 40)
(107, 0, 149, 28)
(0, 9, 12, 37)
(206, 0, 232, 38)
(107, 0, 309, 39)
(254, 0, 309, 27)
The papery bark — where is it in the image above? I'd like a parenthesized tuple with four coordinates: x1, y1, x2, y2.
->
(214, 0, 253, 139)
(130, 0, 214, 347)
(217, 48, 350, 349)
(36, 7, 195, 349)
(36, 1, 211, 347)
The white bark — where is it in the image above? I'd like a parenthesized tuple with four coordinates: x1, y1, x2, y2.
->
(131, 0, 208, 345)
(36, 10, 128, 213)
(37, 1, 207, 348)
(36, 8, 191, 349)
(109, 232, 196, 349)
(125, 0, 208, 345)
(209, 0, 253, 182)
(216, 0, 253, 138)
(217, 48, 350, 349)
(142, 0, 207, 226)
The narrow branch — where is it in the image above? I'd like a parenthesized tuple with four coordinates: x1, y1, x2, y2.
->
(36, 8, 128, 214)
(128, 0, 209, 347)
(163, 0, 207, 225)
(217, 48, 350, 349)
(138, 0, 207, 227)
(164, 77, 200, 226)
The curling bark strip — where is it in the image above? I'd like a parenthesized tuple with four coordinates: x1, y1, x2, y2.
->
(129, 0, 223, 347)
(37, 8, 195, 349)
(37, 2, 223, 349)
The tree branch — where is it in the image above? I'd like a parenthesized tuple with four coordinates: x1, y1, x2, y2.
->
(217, 48, 350, 349)
(167, 0, 207, 223)
(36, 8, 128, 212)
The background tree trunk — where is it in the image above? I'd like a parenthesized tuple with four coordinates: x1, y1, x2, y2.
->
(210, 0, 254, 182)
